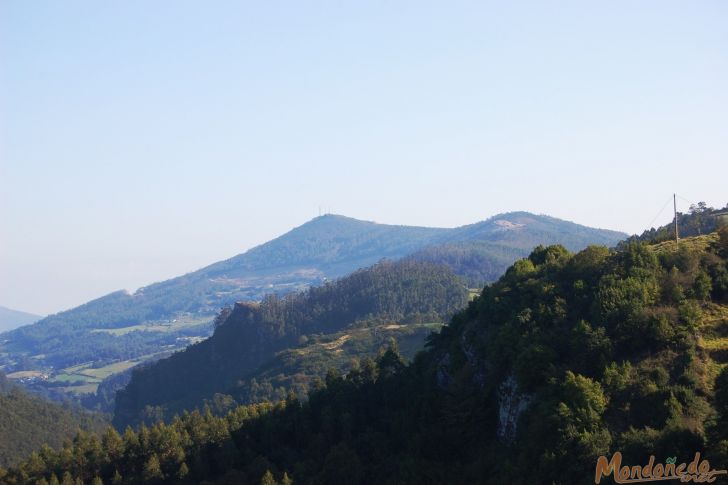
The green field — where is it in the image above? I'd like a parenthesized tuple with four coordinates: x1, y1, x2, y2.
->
(90, 315, 212, 336)
(40, 316, 213, 395)
(6, 370, 44, 379)
(49, 349, 178, 395)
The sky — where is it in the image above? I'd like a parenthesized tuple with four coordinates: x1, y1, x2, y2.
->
(1, 1, 727, 315)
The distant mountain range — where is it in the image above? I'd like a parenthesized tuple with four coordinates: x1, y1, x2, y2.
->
(0, 212, 625, 401)
(0, 305, 42, 333)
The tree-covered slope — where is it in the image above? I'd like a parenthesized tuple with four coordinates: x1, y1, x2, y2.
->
(113, 260, 468, 429)
(0, 373, 106, 468)
(0, 212, 624, 402)
(7, 229, 728, 484)
(225, 322, 444, 407)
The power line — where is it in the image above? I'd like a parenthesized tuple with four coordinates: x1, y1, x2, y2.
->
(676, 194, 696, 208)
(645, 196, 673, 230)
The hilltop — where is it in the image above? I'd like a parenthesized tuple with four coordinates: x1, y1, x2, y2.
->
(0, 212, 624, 402)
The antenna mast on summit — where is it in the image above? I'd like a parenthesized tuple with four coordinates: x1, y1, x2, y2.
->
(674, 193, 679, 248)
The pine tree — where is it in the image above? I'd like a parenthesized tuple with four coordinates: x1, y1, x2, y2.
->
(177, 462, 190, 480)
(101, 427, 125, 463)
(92, 476, 104, 485)
(111, 470, 123, 484)
(61, 472, 74, 485)
(261, 469, 278, 485)
(142, 454, 164, 482)
(281, 472, 293, 485)
(24, 451, 46, 477)
(49, 474, 60, 485)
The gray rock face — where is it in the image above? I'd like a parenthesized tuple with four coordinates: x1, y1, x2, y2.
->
(437, 322, 530, 443)
(497, 374, 530, 443)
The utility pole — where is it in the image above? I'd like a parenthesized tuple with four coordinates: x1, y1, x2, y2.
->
(674, 193, 679, 248)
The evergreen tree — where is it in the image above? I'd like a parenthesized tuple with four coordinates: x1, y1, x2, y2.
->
(142, 454, 163, 482)
(260, 470, 277, 485)
(110, 470, 122, 484)
(177, 462, 189, 480)
(60, 472, 74, 485)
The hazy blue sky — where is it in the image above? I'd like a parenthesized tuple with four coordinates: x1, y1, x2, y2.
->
(1, 1, 727, 315)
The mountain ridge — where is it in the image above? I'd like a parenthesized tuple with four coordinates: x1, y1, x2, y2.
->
(0, 211, 626, 401)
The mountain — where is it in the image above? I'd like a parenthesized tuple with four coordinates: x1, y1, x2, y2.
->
(113, 260, 469, 428)
(6, 228, 728, 484)
(410, 212, 627, 286)
(0, 212, 625, 401)
(0, 372, 106, 468)
(0, 306, 41, 333)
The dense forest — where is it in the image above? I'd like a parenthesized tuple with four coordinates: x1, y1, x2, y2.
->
(5, 224, 728, 484)
(113, 260, 468, 429)
(408, 240, 533, 287)
(0, 373, 106, 468)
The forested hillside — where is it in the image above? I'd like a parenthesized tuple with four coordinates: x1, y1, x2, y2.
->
(0, 373, 106, 468)
(113, 260, 468, 429)
(0, 213, 623, 403)
(7, 227, 728, 484)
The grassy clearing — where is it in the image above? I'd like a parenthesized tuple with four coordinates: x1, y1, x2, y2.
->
(50, 373, 99, 383)
(61, 362, 95, 374)
(698, 304, 728, 360)
(295, 322, 443, 357)
(651, 233, 718, 255)
(696, 300, 728, 384)
(6, 370, 44, 379)
(90, 315, 212, 336)
(59, 383, 99, 395)
(77, 360, 139, 380)
(246, 321, 446, 402)
(49, 349, 177, 388)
